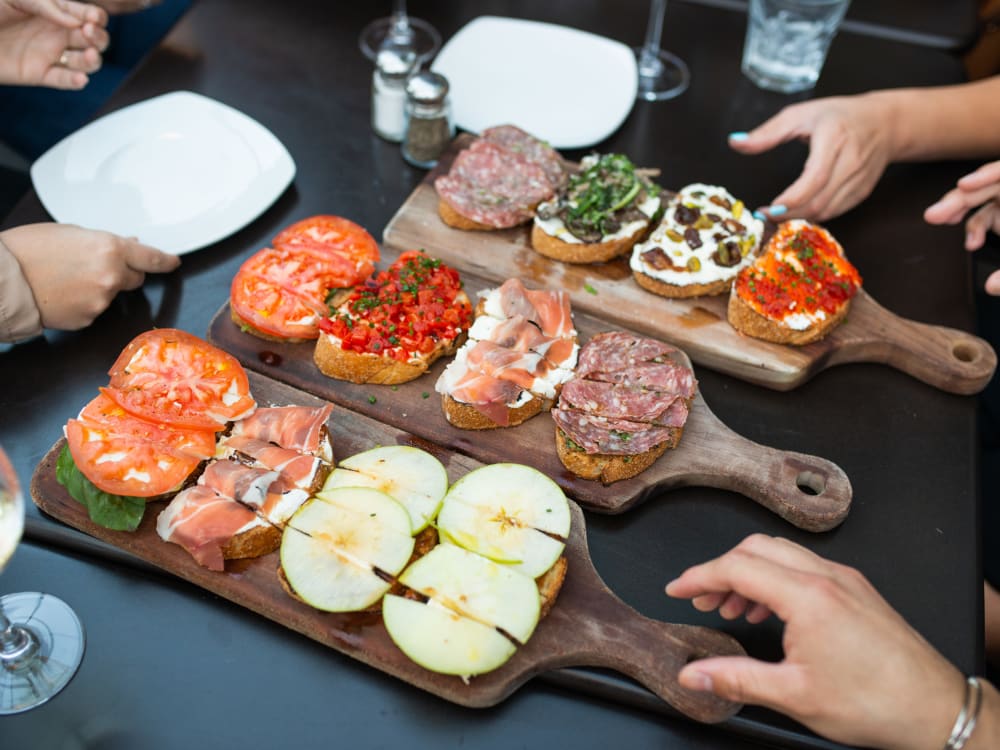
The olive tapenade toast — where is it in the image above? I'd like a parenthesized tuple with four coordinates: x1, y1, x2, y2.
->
(530, 153, 662, 264)
(630, 184, 764, 298)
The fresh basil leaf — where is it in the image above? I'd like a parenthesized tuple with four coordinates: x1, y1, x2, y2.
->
(56, 445, 145, 531)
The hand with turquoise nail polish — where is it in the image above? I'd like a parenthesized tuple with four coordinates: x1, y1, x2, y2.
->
(665, 534, 999, 750)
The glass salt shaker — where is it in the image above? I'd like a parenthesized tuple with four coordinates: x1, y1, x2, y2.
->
(371, 44, 417, 142)
(402, 71, 454, 169)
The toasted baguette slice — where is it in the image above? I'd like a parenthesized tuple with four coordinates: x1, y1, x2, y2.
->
(222, 522, 282, 561)
(314, 329, 467, 385)
(728, 290, 851, 346)
(531, 221, 650, 265)
(440, 391, 549, 430)
(537, 555, 568, 619)
(555, 426, 675, 484)
(438, 199, 500, 231)
(633, 269, 733, 299)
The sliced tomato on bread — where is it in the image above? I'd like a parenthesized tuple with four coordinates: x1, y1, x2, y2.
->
(273, 215, 379, 280)
(65, 391, 214, 497)
(106, 328, 256, 430)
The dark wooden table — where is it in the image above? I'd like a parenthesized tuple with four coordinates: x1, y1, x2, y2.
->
(0, 2, 986, 748)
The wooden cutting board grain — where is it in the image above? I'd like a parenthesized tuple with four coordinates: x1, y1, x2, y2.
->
(31, 372, 744, 724)
(382, 135, 995, 395)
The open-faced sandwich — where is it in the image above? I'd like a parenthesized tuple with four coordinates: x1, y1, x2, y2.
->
(552, 331, 696, 484)
(728, 219, 862, 345)
(435, 278, 578, 429)
(314, 250, 474, 385)
(230, 215, 380, 342)
(631, 183, 763, 298)
(434, 124, 568, 230)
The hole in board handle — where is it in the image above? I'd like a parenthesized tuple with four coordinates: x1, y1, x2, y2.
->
(796, 471, 825, 496)
(952, 341, 978, 364)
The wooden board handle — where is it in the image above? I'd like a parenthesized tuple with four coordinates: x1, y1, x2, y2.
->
(550, 585, 745, 723)
(829, 292, 997, 395)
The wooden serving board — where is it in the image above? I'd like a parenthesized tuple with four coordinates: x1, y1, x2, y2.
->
(31, 372, 744, 724)
(208, 290, 852, 532)
(381, 135, 996, 395)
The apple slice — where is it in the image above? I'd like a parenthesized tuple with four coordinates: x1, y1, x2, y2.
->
(321, 445, 447, 534)
(383, 544, 542, 676)
(280, 487, 414, 612)
(436, 463, 571, 578)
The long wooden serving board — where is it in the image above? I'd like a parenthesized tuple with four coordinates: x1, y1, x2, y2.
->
(31, 372, 744, 724)
(381, 135, 995, 395)
(208, 284, 851, 532)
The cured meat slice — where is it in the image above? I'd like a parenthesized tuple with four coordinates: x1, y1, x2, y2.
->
(464, 340, 552, 391)
(230, 405, 333, 454)
(481, 124, 567, 190)
(574, 331, 676, 379)
(199, 460, 281, 508)
(584, 361, 697, 399)
(495, 279, 574, 339)
(434, 141, 554, 229)
(551, 409, 677, 455)
(156, 485, 262, 571)
(220, 435, 325, 491)
(559, 380, 688, 426)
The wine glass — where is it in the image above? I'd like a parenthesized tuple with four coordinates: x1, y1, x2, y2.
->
(359, 0, 442, 65)
(0, 446, 85, 715)
(635, 0, 690, 101)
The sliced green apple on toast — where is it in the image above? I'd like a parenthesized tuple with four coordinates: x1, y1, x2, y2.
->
(382, 544, 541, 677)
(280, 487, 414, 612)
(321, 445, 447, 534)
(436, 463, 571, 578)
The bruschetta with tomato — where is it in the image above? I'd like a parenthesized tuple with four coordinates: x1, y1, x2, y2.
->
(230, 215, 380, 342)
(314, 250, 474, 385)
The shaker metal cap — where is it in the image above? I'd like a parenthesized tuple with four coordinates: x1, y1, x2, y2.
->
(376, 44, 418, 79)
(406, 71, 449, 104)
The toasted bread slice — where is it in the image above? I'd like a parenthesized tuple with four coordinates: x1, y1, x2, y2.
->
(438, 198, 502, 231)
(314, 330, 466, 385)
(531, 221, 650, 265)
(222, 521, 282, 561)
(633, 268, 733, 298)
(537, 555, 568, 619)
(728, 290, 851, 346)
(440, 391, 549, 430)
(555, 426, 676, 484)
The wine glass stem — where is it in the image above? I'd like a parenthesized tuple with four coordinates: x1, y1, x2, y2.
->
(640, 0, 667, 75)
(389, 0, 414, 46)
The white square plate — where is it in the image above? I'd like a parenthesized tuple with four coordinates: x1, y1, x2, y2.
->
(431, 16, 638, 149)
(31, 91, 296, 255)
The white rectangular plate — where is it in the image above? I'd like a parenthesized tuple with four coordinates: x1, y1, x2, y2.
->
(431, 16, 638, 149)
(31, 91, 296, 255)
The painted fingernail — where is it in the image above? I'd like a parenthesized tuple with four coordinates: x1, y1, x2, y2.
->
(767, 204, 787, 216)
(753, 210, 766, 221)
(728, 131, 750, 141)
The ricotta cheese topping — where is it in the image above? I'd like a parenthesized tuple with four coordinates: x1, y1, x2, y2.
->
(630, 183, 763, 287)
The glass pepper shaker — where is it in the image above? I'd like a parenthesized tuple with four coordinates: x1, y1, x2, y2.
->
(371, 44, 417, 142)
(402, 71, 454, 168)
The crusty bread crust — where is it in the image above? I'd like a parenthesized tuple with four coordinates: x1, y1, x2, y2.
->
(440, 392, 549, 430)
(222, 522, 281, 561)
(554, 426, 676, 484)
(313, 329, 467, 385)
(536, 556, 567, 619)
(727, 288, 851, 346)
(632, 267, 734, 299)
(531, 221, 649, 264)
(230, 305, 317, 344)
(438, 198, 503, 231)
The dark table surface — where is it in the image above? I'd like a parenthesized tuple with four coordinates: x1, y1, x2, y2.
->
(677, 0, 982, 52)
(1, 2, 989, 748)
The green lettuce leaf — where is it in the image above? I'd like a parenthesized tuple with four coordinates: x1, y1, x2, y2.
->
(56, 445, 146, 531)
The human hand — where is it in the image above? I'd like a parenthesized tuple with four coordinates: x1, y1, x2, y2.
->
(0, 0, 109, 89)
(729, 94, 895, 222)
(665, 534, 965, 750)
(925, 160, 1000, 295)
(88, 0, 161, 15)
(0, 223, 180, 331)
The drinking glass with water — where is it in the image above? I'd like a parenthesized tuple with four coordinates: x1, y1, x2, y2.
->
(741, 0, 851, 93)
